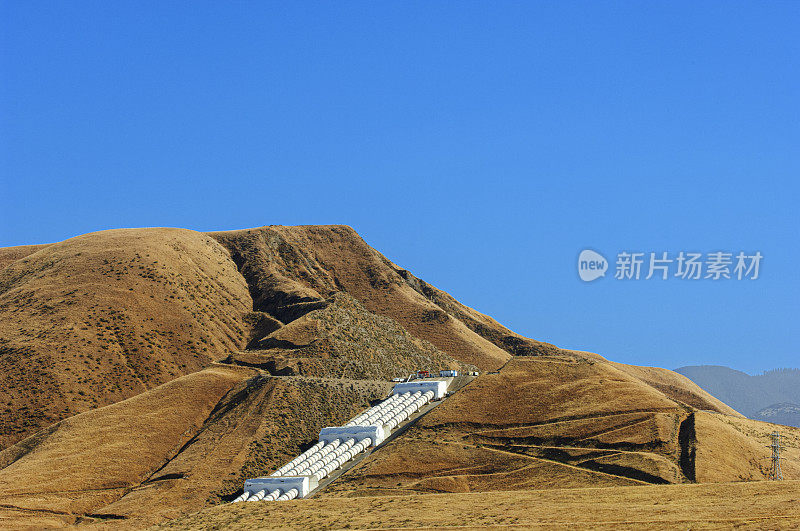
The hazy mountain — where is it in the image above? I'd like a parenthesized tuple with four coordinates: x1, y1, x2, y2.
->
(675, 365, 800, 425)
(753, 403, 800, 428)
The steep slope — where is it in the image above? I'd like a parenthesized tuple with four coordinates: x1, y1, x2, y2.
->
(0, 224, 549, 448)
(609, 361, 741, 416)
(0, 228, 253, 449)
(226, 292, 465, 379)
(209, 225, 540, 370)
(693, 411, 800, 482)
(0, 366, 253, 528)
(5, 350, 778, 529)
(93, 375, 390, 528)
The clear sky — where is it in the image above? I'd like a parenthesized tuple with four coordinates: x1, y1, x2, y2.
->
(1, 2, 797, 374)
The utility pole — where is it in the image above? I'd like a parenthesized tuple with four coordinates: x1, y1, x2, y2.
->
(766, 431, 784, 481)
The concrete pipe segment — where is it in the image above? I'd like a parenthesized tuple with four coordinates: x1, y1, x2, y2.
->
(286, 439, 342, 475)
(277, 488, 299, 501)
(263, 488, 281, 502)
(232, 492, 249, 503)
(237, 382, 447, 503)
(272, 441, 324, 476)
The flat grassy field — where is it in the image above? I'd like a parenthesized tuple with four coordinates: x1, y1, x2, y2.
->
(154, 480, 800, 530)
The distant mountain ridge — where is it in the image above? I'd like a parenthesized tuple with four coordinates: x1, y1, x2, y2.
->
(755, 403, 800, 428)
(675, 365, 800, 427)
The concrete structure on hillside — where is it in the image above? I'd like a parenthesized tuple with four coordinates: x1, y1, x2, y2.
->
(391, 379, 447, 399)
(241, 476, 314, 502)
(319, 425, 385, 446)
(234, 380, 449, 503)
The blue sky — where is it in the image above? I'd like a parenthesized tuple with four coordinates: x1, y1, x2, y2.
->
(1, 2, 797, 374)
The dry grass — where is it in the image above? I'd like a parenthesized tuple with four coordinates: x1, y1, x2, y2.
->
(0, 244, 50, 270)
(210, 226, 516, 371)
(228, 292, 466, 379)
(0, 366, 393, 529)
(0, 366, 253, 523)
(0, 228, 252, 448)
(326, 357, 800, 497)
(694, 411, 800, 482)
(1, 225, 798, 530)
(153, 480, 800, 530)
(610, 361, 742, 416)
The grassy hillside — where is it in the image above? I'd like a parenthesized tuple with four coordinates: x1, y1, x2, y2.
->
(0, 365, 252, 528)
(209, 225, 531, 370)
(0, 244, 51, 269)
(0, 228, 253, 448)
(325, 356, 799, 499)
(0, 365, 392, 528)
(0, 225, 796, 529)
(0, 225, 499, 449)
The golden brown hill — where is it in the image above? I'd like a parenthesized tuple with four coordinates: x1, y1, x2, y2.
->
(0, 366, 250, 526)
(0, 224, 549, 449)
(0, 244, 50, 270)
(5, 353, 782, 529)
(226, 292, 466, 379)
(0, 228, 252, 448)
(324, 357, 799, 498)
(0, 364, 391, 529)
(0, 224, 795, 529)
(209, 225, 556, 370)
(608, 360, 741, 415)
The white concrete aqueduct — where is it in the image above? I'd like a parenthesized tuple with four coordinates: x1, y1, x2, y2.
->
(232, 380, 448, 502)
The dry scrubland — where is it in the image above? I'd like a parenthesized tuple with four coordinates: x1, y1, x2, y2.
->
(0, 229, 252, 448)
(226, 292, 467, 380)
(156, 480, 800, 530)
(0, 365, 394, 528)
(0, 225, 798, 529)
(325, 356, 800, 497)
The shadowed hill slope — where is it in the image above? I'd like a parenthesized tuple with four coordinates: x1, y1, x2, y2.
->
(226, 292, 466, 379)
(0, 225, 494, 449)
(209, 225, 547, 370)
(0, 366, 251, 523)
(3, 353, 785, 528)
